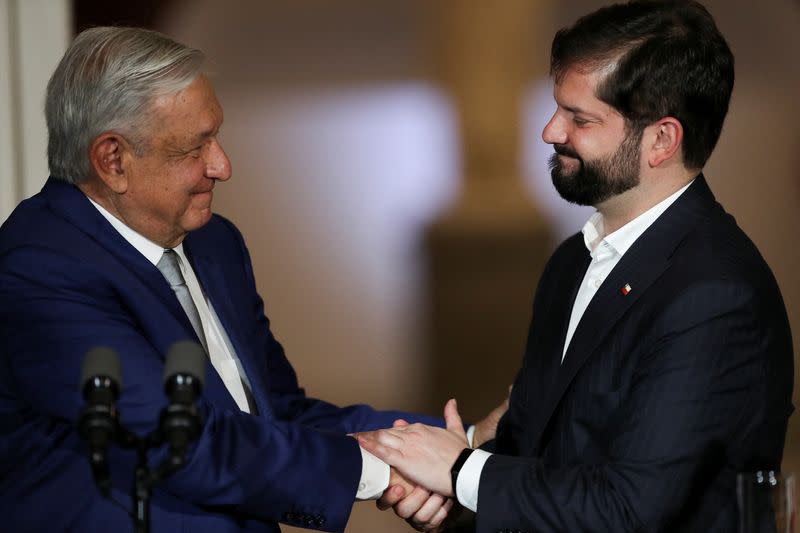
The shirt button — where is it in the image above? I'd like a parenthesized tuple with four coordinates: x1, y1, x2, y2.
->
(359, 482, 366, 491)
(594, 279, 602, 288)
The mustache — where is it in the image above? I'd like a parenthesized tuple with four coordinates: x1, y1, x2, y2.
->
(549, 144, 582, 173)
(553, 144, 580, 158)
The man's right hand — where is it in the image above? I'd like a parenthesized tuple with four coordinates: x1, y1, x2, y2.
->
(380, 468, 454, 532)
(379, 419, 454, 532)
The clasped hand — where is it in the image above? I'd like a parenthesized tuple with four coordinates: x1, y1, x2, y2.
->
(359, 399, 467, 497)
(357, 393, 509, 531)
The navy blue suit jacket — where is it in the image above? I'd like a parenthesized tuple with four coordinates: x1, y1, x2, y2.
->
(0, 177, 442, 532)
(476, 177, 794, 532)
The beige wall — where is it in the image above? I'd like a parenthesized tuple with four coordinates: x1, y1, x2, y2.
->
(158, 1, 799, 531)
(0, 0, 70, 221)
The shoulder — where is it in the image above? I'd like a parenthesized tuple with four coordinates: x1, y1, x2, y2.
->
(184, 214, 256, 274)
(187, 213, 249, 254)
(670, 205, 776, 291)
(642, 206, 787, 336)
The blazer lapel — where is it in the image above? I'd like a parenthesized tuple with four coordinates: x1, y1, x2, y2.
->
(532, 239, 591, 396)
(184, 239, 271, 418)
(527, 176, 718, 449)
(41, 178, 195, 348)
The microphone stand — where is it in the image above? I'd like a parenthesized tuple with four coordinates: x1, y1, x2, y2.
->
(80, 342, 205, 533)
(116, 425, 182, 533)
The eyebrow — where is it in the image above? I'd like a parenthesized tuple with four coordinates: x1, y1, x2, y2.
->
(186, 126, 219, 146)
(560, 103, 601, 119)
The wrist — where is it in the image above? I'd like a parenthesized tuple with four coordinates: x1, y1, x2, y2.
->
(450, 448, 474, 498)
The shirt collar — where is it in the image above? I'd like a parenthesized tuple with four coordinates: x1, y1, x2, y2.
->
(86, 196, 186, 265)
(581, 180, 694, 257)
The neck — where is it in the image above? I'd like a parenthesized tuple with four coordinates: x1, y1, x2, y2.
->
(595, 168, 699, 236)
(78, 179, 186, 249)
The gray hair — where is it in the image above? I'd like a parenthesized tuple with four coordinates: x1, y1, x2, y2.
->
(45, 27, 206, 184)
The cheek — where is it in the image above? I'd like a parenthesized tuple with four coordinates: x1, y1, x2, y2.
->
(572, 130, 621, 160)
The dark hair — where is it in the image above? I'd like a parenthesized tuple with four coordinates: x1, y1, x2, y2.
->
(550, 0, 734, 169)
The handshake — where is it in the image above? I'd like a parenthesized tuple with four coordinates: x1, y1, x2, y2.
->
(355, 393, 509, 532)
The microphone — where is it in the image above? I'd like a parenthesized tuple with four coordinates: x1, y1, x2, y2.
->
(160, 341, 206, 468)
(78, 347, 122, 496)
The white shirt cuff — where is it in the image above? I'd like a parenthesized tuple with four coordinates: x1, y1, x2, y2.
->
(356, 447, 390, 500)
(455, 448, 492, 512)
(465, 424, 476, 448)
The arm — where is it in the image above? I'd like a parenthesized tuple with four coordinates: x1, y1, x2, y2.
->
(360, 280, 789, 532)
(0, 244, 360, 531)
(372, 390, 510, 531)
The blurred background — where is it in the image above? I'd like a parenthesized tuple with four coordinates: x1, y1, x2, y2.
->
(1, 1, 797, 532)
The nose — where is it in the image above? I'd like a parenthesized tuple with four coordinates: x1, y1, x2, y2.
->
(206, 139, 232, 181)
(542, 111, 567, 146)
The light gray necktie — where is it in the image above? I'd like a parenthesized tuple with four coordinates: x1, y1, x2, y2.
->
(157, 249, 258, 414)
(157, 249, 207, 351)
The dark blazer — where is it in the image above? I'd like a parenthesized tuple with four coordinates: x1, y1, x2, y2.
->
(0, 177, 442, 533)
(476, 176, 794, 532)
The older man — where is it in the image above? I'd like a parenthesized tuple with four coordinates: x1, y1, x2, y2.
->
(361, 1, 794, 532)
(0, 27, 504, 533)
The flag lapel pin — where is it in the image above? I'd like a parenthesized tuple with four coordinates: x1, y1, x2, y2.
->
(621, 283, 632, 296)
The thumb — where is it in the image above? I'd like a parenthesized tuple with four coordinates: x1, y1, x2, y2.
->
(393, 418, 410, 428)
(444, 398, 465, 436)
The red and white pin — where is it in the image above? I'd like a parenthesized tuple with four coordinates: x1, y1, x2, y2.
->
(620, 283, 632, 296)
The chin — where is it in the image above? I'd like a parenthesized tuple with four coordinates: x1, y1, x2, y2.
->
(184, 209, 214, 233)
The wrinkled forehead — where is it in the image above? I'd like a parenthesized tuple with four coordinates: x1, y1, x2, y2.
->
(142, 75, 224, 144)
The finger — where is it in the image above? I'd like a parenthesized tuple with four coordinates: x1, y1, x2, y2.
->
(376, 484, 406, 511)
(427, 499, 454, 529)
(357, 435, 401, 464)
(359, 429, 406, 449)
(394, 486, 431, 519)
(410, 493, 446, 524)
(393, 418, 410, 428)
(444, 398, 466, 439)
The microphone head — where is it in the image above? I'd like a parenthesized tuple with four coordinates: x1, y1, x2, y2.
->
(163, 341, 206, 389)
(81, 347, 122, 389)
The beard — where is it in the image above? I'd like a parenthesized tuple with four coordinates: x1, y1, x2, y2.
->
(548, 128, 643, 206)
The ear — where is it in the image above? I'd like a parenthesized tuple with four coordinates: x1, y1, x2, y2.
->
(645, 117, 683, 168)
(88, 133, 132, 193)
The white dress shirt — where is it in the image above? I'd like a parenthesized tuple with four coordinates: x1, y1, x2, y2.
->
(454, 181, 694, 512)
(86, 197, 386, 500)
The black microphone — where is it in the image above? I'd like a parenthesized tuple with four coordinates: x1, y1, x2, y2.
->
(160, 341, 206, 469)
(78, 347, 122, 496)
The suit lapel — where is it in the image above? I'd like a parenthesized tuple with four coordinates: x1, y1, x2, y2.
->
(41, 178, 195, 348)
(534, 240, 591, 394)
(184, 238, 271, 417)
(41, 178, 269, 413)
(527, 176, 718, 449)
(515, 239, 589, 454)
